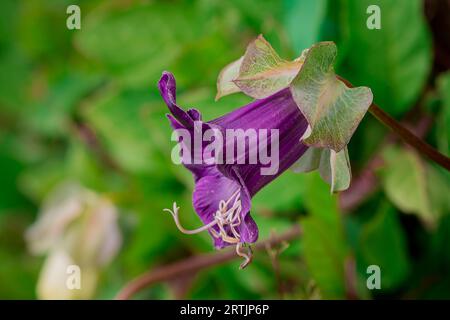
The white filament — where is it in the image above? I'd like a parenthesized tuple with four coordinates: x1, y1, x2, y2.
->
(164, 189, 253, 268)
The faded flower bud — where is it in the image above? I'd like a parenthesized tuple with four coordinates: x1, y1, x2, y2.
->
(26, 182, 121, 299)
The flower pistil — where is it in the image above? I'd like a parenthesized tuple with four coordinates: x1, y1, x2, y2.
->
(164, 190, 252, 268)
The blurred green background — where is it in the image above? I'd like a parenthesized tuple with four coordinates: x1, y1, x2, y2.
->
(0, 0, 449, 299)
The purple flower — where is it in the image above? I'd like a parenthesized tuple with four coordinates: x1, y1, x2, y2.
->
(159, 72, 308, 268)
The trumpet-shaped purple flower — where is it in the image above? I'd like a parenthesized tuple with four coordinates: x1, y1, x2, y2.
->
(159, 72, 308, 268)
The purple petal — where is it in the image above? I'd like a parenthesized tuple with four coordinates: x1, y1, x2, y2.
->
(158, 72, 195, 127)
(211, 88, 309, 196)
(192, 169, 255, 248)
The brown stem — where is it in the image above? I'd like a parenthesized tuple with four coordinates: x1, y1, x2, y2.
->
(71, 121, 123, 173)
(265, 235, 289, 299)
(344, 256, 358, 300)
(368, 104, 450, 170)
(115, 225, 302, 300)
(338, 76, 450, 171)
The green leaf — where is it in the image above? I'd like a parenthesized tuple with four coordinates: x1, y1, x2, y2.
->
(0, 0, 19, 48)
(0, 48, 31, 113)
(340, 0, 432, 116)
(24, 72, 102, 137)
(358, 203, 410, 290)
(82, 88, 168, 174)
(437, 73, 450, 155)
(64, 139, 109, 192)
(322, 148, 352, 193)
(0, 146, 27, 213)
(215, 57, 243, 100)
(252, 171, 304, 212)
(75, 3, 199, 87)
(17, 0, 74, 62)
(290, 42, 373, 152)
(17, 135, 117, 204)
(291, 147, 323, 173)
(283, 0, 328, 53)
(301, 216, 348, 299)
(0, 213, 39, 299)
(300, 172, 349, 298)
(172, 33, 242, 89)
(292, 147, 351, 192)
(380, 146, 450, 228)
(302, 171, 340, 224)
(216, 35, 304, 100)
(18, 159, 66, 204)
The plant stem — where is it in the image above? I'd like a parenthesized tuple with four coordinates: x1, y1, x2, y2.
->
(115, 225, 301, 300)
(338, 76, 450, 171)
(368, 104, 450, 171)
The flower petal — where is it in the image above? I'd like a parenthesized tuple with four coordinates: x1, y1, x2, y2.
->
(192, 169, 256, 248)
(158, 71, 196, 127)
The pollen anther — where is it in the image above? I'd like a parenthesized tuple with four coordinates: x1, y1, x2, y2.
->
(164, 189, 253, 268)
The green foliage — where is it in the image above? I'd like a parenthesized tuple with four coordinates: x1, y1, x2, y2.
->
(83, 88, 167, 174)
(358, 203, 411, 290)
(252, 170, 304, 213)
(283, 0, 328, 54)
(76, 2, 198, 87)
(301, 172, 348, 298)
(338, 0, 432, 116)
(0, 146, 29, 213)
(0, 48, 31, 113)
(380, 146, 450, 228)
(217, 35, 303, 100)
(25, 72, 102, 137)
(0, 0, 447, 300)
(437, 73, 450, 154)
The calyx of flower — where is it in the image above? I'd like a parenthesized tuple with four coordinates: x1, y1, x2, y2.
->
(216, 35, 373, 192)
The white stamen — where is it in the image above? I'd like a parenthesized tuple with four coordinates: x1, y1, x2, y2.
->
(236, 243, 253, 269)
(164, 189, 253, 268)
(163, 202, 218, 234)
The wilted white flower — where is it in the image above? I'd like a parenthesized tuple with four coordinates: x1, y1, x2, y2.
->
(26, 182, 122, 299)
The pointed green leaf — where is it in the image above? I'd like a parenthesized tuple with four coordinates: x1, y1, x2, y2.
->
(290, 42, 373, 152)
(292, 147, 351, 192)
(380, 146, 450, 228)
(291, 147, 322, 173)
(234, 35, 303, 99)
(321, 148, 352, 193)
(216, 35, 304, 100)
(215, 57, 243, 100)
